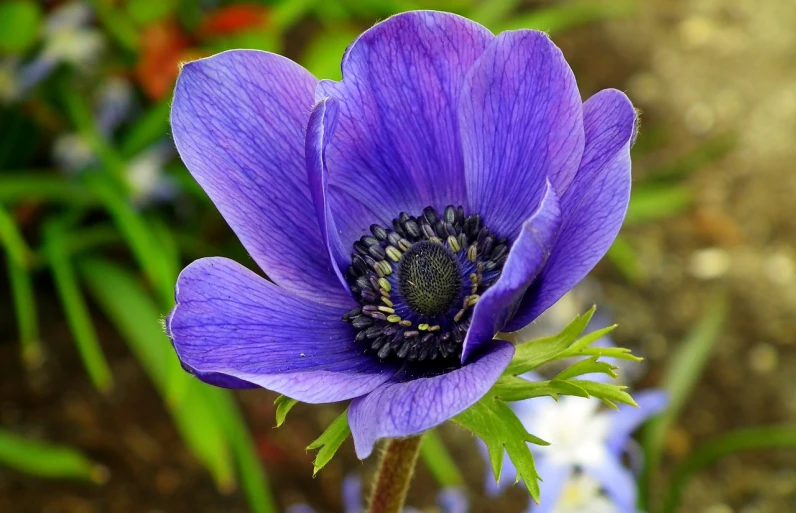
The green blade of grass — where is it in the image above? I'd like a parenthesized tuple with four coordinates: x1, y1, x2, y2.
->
(43, 223, 113, 393)
(0, 429, 107, 483)
(204, 388, 279, 513)
(607, 235, 646, 284)
(0, 205, 33, 267)
(663, 426, 796, 513)
(642, 292, 727, 508)
(495, 0, 635, 34)
(419, 430, 465, 487)
(77, 257, 252, 497)
(118, 98, 171, 159)
(7, 256, 43, 369)
(83, 173, 173, 306)
(0, 173, 97, 205)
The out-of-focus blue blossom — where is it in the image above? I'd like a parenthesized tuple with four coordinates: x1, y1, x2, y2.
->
(484, 370, 667, 513)
(0, 1, 105, 103)
(286, 475, 468, 513)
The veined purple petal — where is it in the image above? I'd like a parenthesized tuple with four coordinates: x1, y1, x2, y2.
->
(168, 257, 397, 403)
(505, 89, 636, 332)
(460, 30, 584, 240)
(606, 390, 668, 455)
(348, 341, 514, 458)
(306, 97, 350, 291)
(315, 11, 494, 250)
(462, 181, 561, 362)
(171, 50, 351, 307)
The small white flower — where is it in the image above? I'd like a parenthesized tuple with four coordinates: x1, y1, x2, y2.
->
(552, 474, 619, 513)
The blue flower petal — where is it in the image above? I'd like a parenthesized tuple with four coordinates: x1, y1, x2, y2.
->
(582, 454, 637, 512)
(462, 180, 561, 362)
(526, 459, 570, 513)
(168, 257, 397, 403)
(347, 341, 515, 458)
(606, 390, 668, 455)
(460, 30, 584, 240)
(171, 50, 351, 307)
(315, 11, 494, 250)
(506, 89, 636, 332)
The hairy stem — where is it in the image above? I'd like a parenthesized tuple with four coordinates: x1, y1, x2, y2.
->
(366, 435, 423, 513)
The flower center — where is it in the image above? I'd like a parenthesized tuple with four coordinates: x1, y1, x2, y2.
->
(398, 241, 462, 317)
(342, 205, 508, 362)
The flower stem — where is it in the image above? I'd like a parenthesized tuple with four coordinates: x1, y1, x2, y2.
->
(366, 435, 423, 513)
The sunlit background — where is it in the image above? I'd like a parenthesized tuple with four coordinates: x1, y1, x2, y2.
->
(1, 0, 794, 512)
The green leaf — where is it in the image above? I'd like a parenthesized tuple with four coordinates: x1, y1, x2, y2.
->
(607, 235, 647, 284)
(125, 0, 177, 25)
(646, 133, 736, 182)
(6, 255, 42, 369)
(0, 204, 33, 267)
(495, 0, 635, 34)
(453, 396, 547, 502)
(567, 380, 637, 410)
(506, 307, 595, 374)
(307, 410, 351, 475)
(492, 376, 589, 402)
(77, 257, 237, 494)
(86, 0, 138, 53)
(626, 184, 693, 224)
(118, 98, 171, 159)
(0, 429, 106, 483)
(302, 27, 359, 81)
(44, 223, 113, 393)
(0, 173, 97, 206)
(203, 388, 279, 513)
(419, 430, 465, 487)
(662, 426, 796, 513)
(274, 396, 298, 427)
(553, 356, 618, 381)
(0, 1, 42, 54)
(642, 292, 727, 505)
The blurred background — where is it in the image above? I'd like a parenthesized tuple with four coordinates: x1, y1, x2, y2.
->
(1, 0, 794, 512)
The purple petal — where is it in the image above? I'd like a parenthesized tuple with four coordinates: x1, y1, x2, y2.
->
(526, 459, 570, 513)
(462, 181, 561, 362)
(168, 257, 397, 403)
(171, 50, 350, 307)
(460, 30, 584, 239)
(306, 97, 351, 290)
(582, 455, 637, 512)
(348, 341, 515, 458)
(606, 390, 668, 455)
(315, 11, 494, 249)
(505, 89, 636, 332)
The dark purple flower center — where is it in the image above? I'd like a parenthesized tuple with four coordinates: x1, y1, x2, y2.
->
(342, 205, 507, 362)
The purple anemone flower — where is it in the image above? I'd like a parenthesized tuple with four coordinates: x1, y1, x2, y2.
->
(166, 10, 637, 458)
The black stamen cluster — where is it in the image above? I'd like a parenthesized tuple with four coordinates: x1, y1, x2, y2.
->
(342, 205, 508, 362)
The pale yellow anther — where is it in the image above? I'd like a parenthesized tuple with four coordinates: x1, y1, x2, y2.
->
(468, 244, 478, 263)
(386, 246, 402, 262)
(387, 315, 401, 323)
(378, 306, 395, 314)
(428, 325, 441, 332)
(378, 278, 391, 292)
(381, 296, 394, 307)
(418, 323, 429, 331)
(399, 319, 412, 327)
(468, 295, 480, 306)
(448, 235, 460, 252)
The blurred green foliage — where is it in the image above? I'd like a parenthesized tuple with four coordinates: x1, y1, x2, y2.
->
(5, 1, 775, 513)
